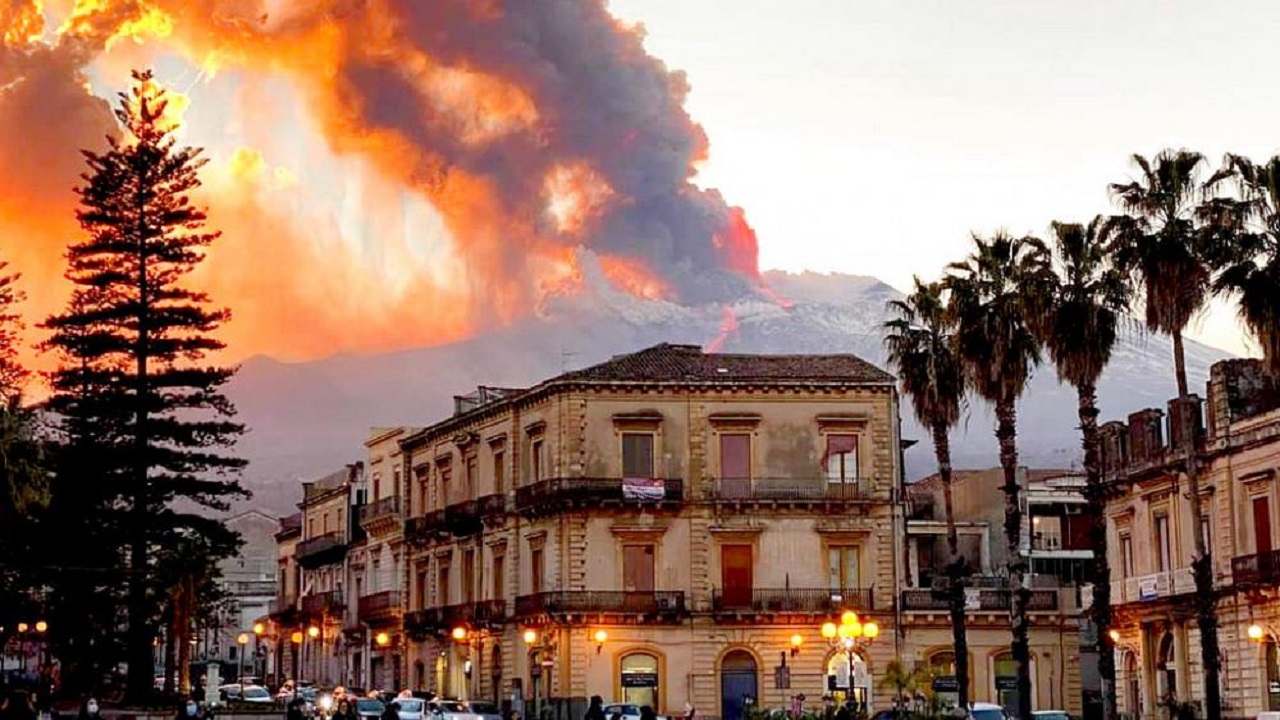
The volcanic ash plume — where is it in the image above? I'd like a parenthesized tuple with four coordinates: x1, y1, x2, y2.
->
(0, 0, 763, 364)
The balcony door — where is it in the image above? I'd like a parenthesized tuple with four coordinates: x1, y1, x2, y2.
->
(1255, 496, 1273, 556)
(623, 545, 655, 593)
(721, 544, 753, 607)
(720, 434, 751, 497)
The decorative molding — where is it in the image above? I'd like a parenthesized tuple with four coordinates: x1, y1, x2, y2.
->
(708, 413, 763, 429)
(525, 530, 548, 549)
(486, 433, 508, 447)
(612, 411, 664, 431)
(453, 431, 479, 448)
(816, 413, 869, 430)
(1241, 469, 1276, 485)
(525, 421, 547, 436)
(610, 524, 669, 541)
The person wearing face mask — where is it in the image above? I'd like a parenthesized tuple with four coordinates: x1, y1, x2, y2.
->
(78, 699, 104, 720)
(175, 696, 202, 720)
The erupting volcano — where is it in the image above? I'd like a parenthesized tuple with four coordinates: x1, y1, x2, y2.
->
(0, 0, 763, 366)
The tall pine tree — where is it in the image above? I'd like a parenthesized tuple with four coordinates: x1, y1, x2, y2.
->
(43, 69, 247, 700)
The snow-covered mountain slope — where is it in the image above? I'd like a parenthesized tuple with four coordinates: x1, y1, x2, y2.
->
(226, 267, 1233, 513)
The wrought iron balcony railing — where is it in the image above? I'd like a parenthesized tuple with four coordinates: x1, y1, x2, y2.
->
(445, 500, 482, 536)
(357, 591, 401, 623)
(1233, 549, 1280, 587)
(514, 591, 686, 617)
(300, 590, 345, 616)
(900, 588, 1058, 612)
(359, 496, 401, 527)
(515, 477, 684, 515)
(296, 532, 347, 566)
(711, 587, 873, 614)
(405, 600, 507, 633)
(710, 477, 866, 503)
(405, 511, 447, 546)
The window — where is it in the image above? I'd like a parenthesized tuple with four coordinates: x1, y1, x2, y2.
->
(623, 545, 655, 592)
(354, 576, 363, 603)
(437, 563, 450, 606)
(493, 450, 506, 494)
(530, 438, 544, 483)
(308, 518, 316, 538)
(622, 433, 655, 478)
(440, 464, 452, 505)
(1257, 496, 1274, 555)
(1200, 515, 1212, 556)
(393, 467, 401, 497)
(463, 549, 476, 603)
(415, 469, 429, 515)
(1154, 515, 1172, 572)
(371, 559, 381, 593)
(530, 547, 544, 594)
(466, 456, 478, 497)
(827, 546, 859, 590)
(825, 434, 858, 483)
(322, 513, 329, 534)
(416, 570, 428, 610)
(620, 653, 659, 708)
(492, 554, 505, 600)
(719, 433, 751, 480)
(1119, 534, 1134, 579)
(372, 472, 381, 501)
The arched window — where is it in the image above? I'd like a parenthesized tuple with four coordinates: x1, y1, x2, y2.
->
(927, 651, 958, 710)
(491, 645, 503, 704)
(1156, 633, 1177, 699)
(991, 652, 1034, 716)
(720, 650, 758, 720)
(621, 652, 660, 709)
(1124, 652, 1141, 718)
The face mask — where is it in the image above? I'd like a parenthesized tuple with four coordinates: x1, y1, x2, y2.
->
(186, 703, 198, 716)
(87, 703, 99, 715)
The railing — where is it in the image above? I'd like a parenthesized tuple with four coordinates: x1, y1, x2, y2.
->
(269, 596, 298, 616)
(710, 477, 865, 502)
(515, 478, 684, 513)
(515, 591, 686, 617)
(900, 588, 1058, 612)
(300, 590, 345, 616)
(477, 493, 508, 518)
(405, 511, 447, 545)
(1031, 531, 1063, 551)
(359, 496, 401, 526)
(711, 587, 873, 614)
(445, 500, 482, 536)
(358, 591, 401, 622)
(407, 600, 507, 631)
(296, 532, 346, 561)
(1234, 549, 1280, 587)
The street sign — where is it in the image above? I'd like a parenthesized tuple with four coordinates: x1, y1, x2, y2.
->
(995, 676, 1018, 691)
(622, 672, 658, 688)
(932, 676, 959, 692)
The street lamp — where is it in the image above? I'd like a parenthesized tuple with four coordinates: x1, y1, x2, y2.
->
(237, 633, 250, 680)
(290, 631, 303, 685)
(789, 634, 803, 658)
(823, 611, 879, 713)
(252, 623, 265, 680)
(593, 630, 608, 654)
(451, 626, 469, 642)
(375, 632, 391, 647)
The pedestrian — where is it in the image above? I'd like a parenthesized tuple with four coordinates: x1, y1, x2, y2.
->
(175, 696, 201, 720)
(78, 698, 105, 720)
(640, 707, 657, 720)
(585, 696, 605, 720)
(381, 702, 400, 720)
(287, 697, 307, 720)
(834, 702, 851, 720)
(4, 691, 37, 720)
(335, 699, 357, 720)
(683, 704, 696, 720)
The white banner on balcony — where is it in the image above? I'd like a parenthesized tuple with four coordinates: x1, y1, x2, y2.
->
(1138, 575, 1159, 601)
(623, 477, 665, 501)
(964, 588, 981, 611)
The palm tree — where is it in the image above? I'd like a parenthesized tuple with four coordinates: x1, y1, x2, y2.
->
(1104, 149, 1221, 720)
(884, 278, 970, 711)
(1203, 153, 1280, 377)
(944, 231, 1052, 720)
(1038, 218, 1128, 720)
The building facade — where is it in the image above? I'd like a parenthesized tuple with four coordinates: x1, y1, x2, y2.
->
(270, 513, 303, 685)
(397, 343, 903, 720)
(1104, 359, 1280, 720)
(344, 428, 417, 691)
(904, 468, 1088, 716)
(295, 464, 364, 686)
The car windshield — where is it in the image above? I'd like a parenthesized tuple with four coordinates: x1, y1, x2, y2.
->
(358, 700, 386, 713)
(243, 688, 270, 699)
(1035, 714, 1069, 720)
(973, 710, 1005, 720)
(435, 702, 466, 713)
(398, 701, 424, 713)
(467, 703, 499, 715)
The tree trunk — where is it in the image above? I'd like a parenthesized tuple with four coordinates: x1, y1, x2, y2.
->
(1078, 382, 1116, 720)
(996, 400, 1032, 720)
(933, 421, 970, 712)
(163, 607, 176, 696)
(177, 593, 191, 697)
(1174, 331, 1220, 720)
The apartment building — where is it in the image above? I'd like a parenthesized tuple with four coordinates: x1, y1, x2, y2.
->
(294, 464, 364, 686)
(270, 513, 303, 685)
(1104, 359, 1280, 720)
(397, 343, 903, 720)
(343, 427, 418, 691)
(904, 469, 1088, 716)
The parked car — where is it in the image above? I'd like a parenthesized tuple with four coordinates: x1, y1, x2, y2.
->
(357, 699, 387, 720)
(428, 700, 479, 720)
(1032, 712, 1070, 720)
(463, 701, 502, 720)
(603, 704, 642, 720)
(239, 686, 274, 704)
(971, 704, 1010, 720)
(218, 684, 244, 701)
(396, 698, 427, 720)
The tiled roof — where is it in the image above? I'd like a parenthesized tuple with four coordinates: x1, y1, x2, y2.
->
(551, 343, 894, 385)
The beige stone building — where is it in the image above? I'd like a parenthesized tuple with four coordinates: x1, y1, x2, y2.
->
(294, 464, 364, 686)
(397, 343, 904, 720)
(904, 469, 1087, 716)
(1103, 359, 1280, 720)
(269, 512, 303, 685)
(343, 427, 418, 690)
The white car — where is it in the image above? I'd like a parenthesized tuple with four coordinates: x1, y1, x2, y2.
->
(239, 686, 274, 704)
(971, 704, 1010, 720)
(396, 698, 427, 720)
(464, 701, 503, 720)
(428, 701, 481, 720)
(603, 704, 643, 720)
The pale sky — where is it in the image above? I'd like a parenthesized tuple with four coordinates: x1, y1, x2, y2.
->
(608, 0, 1277, 357)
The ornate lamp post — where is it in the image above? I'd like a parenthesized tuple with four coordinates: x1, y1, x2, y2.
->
(237, 633, 250, 681)
(252, 622, 266, 681)
(821, 611, 879, 712)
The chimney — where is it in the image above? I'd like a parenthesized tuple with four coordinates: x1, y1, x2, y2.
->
(1099, 421, 1129, 475)
(1167, 396, 1204, 453)
(1127, 408, 1165, 464)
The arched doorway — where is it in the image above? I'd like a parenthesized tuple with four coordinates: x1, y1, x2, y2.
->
(491, 646, 502, 704)
(621, 652, 660, 709)
(826, 650, 872, 712)
(720, 650, 758, 720)
(1156, 633, 1177, 700)
(926, 651, 958, 713)
(992, 652, 1033, 716)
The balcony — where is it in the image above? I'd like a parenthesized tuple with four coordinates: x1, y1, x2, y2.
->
(357, 591, 402, 625)
(514, 591, 686, 621)
(445, 500, 482, 536)
(300, 590, 345, 617)
(477, 493, 508, 519)
(1234, 549, 1280, 587)
(900, 588, 1059, 612)
(405, 511, 448, 547)
(514, 478, 684, 517)
(1111, 568, 1196, 603)
(296, 532, 347, 568)
(710, 477, 867, 505)
(711, 587, 873, 618)
(268, 595, 298, 622)
(359, 496, 401, 532)
(404, 600, 507, 635)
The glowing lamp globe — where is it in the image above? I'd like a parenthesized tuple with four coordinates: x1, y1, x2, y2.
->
(1250, 624, 1265, 641)
(34, 621, 47, 633)
(307, 626, 320, 639)
(237, 633, 250, 645)
(523, 629, 538, 645)
(1109, 629, 1121, 643)
(375, 632, 391, 647)
(253, 622, 266, 636)
(790, 634, 804, 649)
(593, 630, 608, 644)
(864, 621, 879, 639)
(841, 611, 858, 627)
(291, 631, 304, 644)
(16, 623, 27, 633)
(821, 622, 837, 639)
(451, 626, 468, 641)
